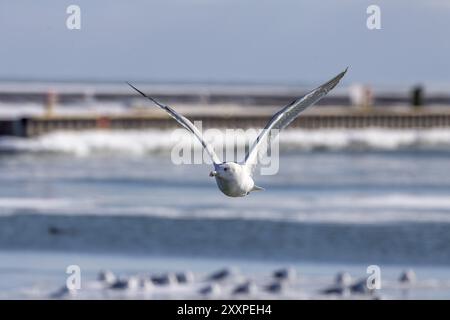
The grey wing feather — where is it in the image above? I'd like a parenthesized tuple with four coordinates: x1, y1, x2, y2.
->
(127, 82, 221, 165)
(244, 68, 348, 170)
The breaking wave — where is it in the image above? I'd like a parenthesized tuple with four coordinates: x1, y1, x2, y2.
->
(1, 128, 450, 156)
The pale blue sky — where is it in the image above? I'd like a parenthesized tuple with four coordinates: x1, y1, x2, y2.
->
(0, 0, 449, 86)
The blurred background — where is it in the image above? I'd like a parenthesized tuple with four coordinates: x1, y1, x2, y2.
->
(1, 0, 450, 299)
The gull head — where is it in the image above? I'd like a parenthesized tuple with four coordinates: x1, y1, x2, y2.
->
(210, 162, 243, 180)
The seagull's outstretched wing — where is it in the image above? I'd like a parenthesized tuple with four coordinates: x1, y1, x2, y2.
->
(244, 68, 348, 172)
(127, 82, 221, 165)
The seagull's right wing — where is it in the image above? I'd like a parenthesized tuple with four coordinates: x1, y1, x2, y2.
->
(127, 82, 221, 165)
(244, 68, 348, 172)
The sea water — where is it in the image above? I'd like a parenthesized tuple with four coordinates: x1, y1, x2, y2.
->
(0, 128, 449, 299)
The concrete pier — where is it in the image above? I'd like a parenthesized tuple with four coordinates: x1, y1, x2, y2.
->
(1, 81, 450, 137)
(3, 107, 450, 137)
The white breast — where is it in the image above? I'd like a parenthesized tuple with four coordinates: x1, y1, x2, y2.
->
(215, 172, 254, 197)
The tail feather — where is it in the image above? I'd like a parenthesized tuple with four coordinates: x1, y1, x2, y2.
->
(251, 185, 265, 192)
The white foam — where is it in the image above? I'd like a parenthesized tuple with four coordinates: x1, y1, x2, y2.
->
(1, 128, 450, 156)
(0, 130, 174, 156)
(280, 128, 450, 151)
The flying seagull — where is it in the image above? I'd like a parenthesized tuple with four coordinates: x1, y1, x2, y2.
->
(127, 68, 347, 197)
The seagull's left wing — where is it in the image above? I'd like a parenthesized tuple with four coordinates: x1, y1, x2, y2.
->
(127, 82, 221, 165)
(244, 68, 348, 172)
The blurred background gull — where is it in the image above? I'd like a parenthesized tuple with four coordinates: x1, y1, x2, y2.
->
(0, 0, 450, 299)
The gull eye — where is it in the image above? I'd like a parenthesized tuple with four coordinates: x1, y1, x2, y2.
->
(224, 168, 228, 171)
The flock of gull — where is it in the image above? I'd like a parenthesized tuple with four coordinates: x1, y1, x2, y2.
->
(50, 266, 418, 300)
